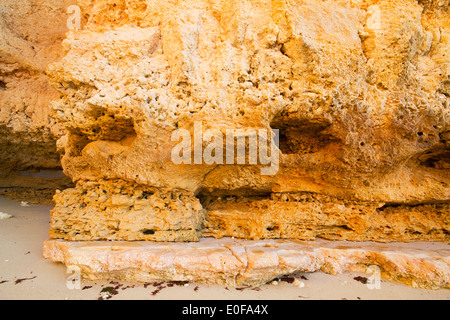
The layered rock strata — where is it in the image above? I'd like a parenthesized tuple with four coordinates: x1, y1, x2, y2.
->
(0, 170, 73, 205)
(0, 0, 81, 203)
(0, 0, 79, 174)
(47, 0, 450, 242)
(203, 193, 449, 242)
(51, 184, 449, 242)
(43, 238, 450, 289)
(30, 0, 450, 290)
(50, 179, 205, 241)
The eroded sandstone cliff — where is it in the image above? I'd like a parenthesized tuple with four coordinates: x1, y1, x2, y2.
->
(0, 0, 71, 174)
(46, 0, 449, 243)
(0, 0, 79, 203)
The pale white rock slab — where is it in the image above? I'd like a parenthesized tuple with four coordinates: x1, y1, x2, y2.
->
(43, 238, 450, 289)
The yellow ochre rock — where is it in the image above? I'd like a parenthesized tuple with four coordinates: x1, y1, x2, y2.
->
(46, 0, 449, 243)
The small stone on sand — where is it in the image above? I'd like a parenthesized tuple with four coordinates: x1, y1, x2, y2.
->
(0, 212, 12, 220)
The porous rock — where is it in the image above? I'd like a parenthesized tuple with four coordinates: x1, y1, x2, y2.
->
(47, 0, 450, 242)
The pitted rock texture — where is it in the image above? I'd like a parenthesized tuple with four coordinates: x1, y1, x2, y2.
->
(47, 0, 450, 241)
(203, 193, 450, 242)
(43, 238, 450, 289)
(50, 179, 205, 241)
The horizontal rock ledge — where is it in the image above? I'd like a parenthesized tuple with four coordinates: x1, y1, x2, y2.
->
(43, 238, 450, 290)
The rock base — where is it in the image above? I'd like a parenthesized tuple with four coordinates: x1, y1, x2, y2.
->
(49, 181, 450, 243)
(43, 238, 450, 290)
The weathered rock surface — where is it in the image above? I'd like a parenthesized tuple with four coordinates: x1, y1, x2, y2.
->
(0, 0, 80, 175)
(43, 238, 450, 289)
(47, 0, 450, 242)
(1, 0, 448, 291)
(50, 179, 205, 241)
(203, 193, 449, 242)
(0, 0, 81, 203)
(0, 170, 73, 206)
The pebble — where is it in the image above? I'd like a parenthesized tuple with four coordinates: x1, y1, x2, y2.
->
(0, 212, 12, 219)
(293, 279, 305, 288)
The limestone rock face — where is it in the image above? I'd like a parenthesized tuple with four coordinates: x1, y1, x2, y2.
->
(0, 0, 81, 175)
(50, 179, 205, 241)
(203, 193, 449, 242)
(47, 0, 450, 242)
(0, 0, 82, 204)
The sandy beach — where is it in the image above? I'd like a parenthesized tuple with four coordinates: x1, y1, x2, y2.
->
(0, 195, 448, 300)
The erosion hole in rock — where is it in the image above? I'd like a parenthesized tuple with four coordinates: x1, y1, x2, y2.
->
(266, 225, 280, 232)
(418, 148, 450, 171)
(68, 133, 94, 157)
(270, 116, 338, 155)
(196, 188, 273, 209)
(69, 119, 137, 157)
(423, 153, 450, 170)
(0, 81, 6, 90)
(138, 191, 155, 200)
(142, 229, 156, 235)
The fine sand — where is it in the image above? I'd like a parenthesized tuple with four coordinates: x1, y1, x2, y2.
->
(0, 195, 448, 300)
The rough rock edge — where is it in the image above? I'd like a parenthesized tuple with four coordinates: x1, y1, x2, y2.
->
(43, 238, 450, 289)
(49, 179, 450, 242)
